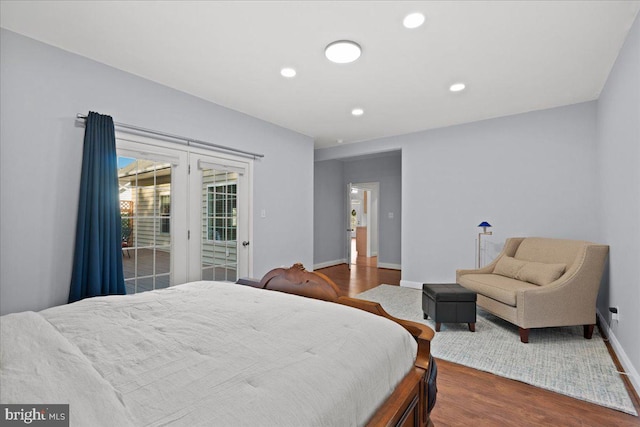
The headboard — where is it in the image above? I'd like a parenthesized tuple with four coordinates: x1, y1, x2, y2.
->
(237, 263, 343, 301)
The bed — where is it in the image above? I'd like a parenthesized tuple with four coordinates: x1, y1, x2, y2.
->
(1, 264, 435, 427)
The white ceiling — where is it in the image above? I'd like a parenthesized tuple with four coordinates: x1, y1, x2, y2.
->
(1, 1, 639, 148)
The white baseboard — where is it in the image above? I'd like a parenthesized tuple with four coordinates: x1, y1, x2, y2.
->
(378, 262, 401, 270)
(400, 280, 423, 289)
(597, 309, 640, 398)
(313, 259, 347, 270)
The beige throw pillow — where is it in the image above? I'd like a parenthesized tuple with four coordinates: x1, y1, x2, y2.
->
(517, 261, 566, 286)
(494, 256, 526, 279)
(493, 256, 566, 286)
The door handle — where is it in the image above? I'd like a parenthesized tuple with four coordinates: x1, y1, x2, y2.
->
(242, 241, 250, 247)
(347, 229, 354, 232)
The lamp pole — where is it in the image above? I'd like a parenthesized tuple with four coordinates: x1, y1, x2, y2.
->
(477, 222, 493, 268)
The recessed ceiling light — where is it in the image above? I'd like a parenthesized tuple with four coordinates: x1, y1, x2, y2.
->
(337, 139, 344, 144)
(449, 83, 466, 92)
(280, 67, 296, 78)
(325, 40, 362, 64)
(403, 12, 425, 29)
(351, 108, 364, 116)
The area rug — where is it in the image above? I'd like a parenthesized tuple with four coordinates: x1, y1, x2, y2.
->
(356, 285, 637, 415)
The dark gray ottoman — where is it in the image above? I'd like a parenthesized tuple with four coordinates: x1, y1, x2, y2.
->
(422, 283, 477, 332)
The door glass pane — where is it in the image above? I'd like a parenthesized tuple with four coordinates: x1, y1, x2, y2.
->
(118, 156, 173, 294)
(202, 168, 238, 282)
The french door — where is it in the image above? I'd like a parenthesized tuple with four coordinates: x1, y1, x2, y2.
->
(116, 135, 251, 293)
(188, 154, 250, 283)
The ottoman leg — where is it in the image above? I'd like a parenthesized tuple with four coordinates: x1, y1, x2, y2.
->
(468, 322, 475, 332)
(435, 322, 441, 332)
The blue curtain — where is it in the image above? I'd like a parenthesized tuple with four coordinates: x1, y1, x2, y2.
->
(69, 112, 126, 302)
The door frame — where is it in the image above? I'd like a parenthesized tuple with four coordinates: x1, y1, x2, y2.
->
(347, 182, 379, 267)
(188, 151, 253, 282)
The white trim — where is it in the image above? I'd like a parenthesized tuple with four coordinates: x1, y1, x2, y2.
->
(400, 279, 423, 289)
(247, 159, 254, 278)
(597, 309, 640, 398)
(198, 159, 246, 175)
(378, 262, 401, 270)
(116, 133, 181, 164)
(313, 259, 347, 270)
(347, 181, 381, 268)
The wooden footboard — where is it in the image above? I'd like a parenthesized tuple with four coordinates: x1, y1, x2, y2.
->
(237, 263, 435, 427)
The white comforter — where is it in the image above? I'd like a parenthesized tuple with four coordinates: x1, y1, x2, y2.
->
(1, 281, 417, 427)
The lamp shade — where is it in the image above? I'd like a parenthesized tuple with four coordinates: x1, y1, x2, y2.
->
(478, 221, 492, 227)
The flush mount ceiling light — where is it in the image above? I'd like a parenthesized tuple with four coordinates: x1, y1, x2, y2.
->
(280, 67, 296, 78)
(325, 40, 362, 64)
(351, 108, 364, 116)
(403, 12, 425, 29)
(449, 82, 466, 92)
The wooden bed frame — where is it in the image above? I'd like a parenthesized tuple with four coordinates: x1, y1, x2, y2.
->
(237, 263, 435, 427)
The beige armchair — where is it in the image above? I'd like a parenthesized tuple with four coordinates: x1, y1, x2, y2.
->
(456, 237, 609, 343)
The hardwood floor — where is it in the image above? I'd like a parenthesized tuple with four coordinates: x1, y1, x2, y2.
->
(318, 263, 400, 296)
(317, 264, 640, 427)
(432, 359, 639, 427)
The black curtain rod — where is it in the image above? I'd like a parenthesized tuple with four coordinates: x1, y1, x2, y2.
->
(76, 113, 264, 159)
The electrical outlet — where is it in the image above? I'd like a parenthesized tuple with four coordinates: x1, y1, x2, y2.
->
(609, 306, 619, 322)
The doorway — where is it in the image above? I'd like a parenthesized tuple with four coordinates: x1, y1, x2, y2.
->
(347, 182, 379, 267)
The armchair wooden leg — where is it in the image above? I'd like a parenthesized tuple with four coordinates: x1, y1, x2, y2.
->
(519, 327, 529, 343)
(435, 322, 441, 332)
(584, 324, 595, 339)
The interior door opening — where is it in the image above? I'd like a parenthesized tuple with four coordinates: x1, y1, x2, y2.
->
(348, 182, 379, 268)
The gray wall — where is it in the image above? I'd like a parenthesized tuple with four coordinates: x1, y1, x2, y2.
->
(313, 153, 402, 268)
(596, 14, 640, 390)
(317, 101, 600, 282)
(401, 102, 599, 282)
(0, 29, 314, 315)
(313, 160, 345, 267)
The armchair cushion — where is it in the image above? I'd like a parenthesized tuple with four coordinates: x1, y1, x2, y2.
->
(494, 256, 566, 286)
(457, 273, 537, 306)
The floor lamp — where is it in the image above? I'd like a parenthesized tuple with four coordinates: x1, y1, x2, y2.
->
(477, 221, 492, 268)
